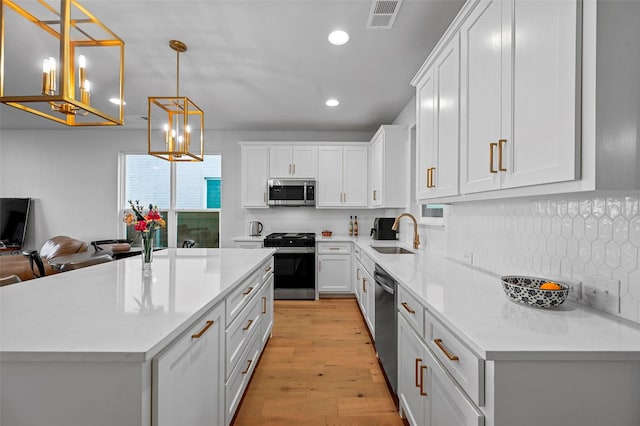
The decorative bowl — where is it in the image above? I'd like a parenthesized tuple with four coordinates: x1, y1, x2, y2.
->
(321, 230, 332, 237)
(501, 276, 570, 308)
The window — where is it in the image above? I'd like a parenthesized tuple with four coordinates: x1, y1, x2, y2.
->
(121, 154, 221, 248)
(420, 204, 446, 227)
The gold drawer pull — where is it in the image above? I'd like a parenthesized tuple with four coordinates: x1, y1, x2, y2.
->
(419, 365, 428, 396)
(415, 358, 422, 388)
(426, 169, 431, 188)
(329, 247, 340, 251)
(242, 319, 254, 331)
(498, 139, 507, 172)
(401, 302, 415, 314)
(262, 296, 267, 314)
(241, 359, 252, 375)
(489, 142, 497, 173)
(434, 338, 459, 361)
(362, 277, 367, 293)
(265, 266, 272, 273)
(243, 286, 254, 296)
(191, 320, 214, 339)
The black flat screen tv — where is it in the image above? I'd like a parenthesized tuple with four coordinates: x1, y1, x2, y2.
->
(0, 198, 31, 247)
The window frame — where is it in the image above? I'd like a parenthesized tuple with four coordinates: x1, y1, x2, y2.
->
(118, 152, 222, 248)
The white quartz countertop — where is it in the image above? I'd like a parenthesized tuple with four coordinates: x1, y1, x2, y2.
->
(0, 248, 275, 362)
(350, 238, 640, 362)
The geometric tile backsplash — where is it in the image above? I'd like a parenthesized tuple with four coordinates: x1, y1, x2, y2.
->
(444, 193, 640, 324)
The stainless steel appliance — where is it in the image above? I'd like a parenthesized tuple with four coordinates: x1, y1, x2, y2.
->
(267, 179, 316, 206)
(264, 233, 316, 300)
(374, 264, 397, 394)
(371, 217, 398, 240)
(249, 221, 263, 236)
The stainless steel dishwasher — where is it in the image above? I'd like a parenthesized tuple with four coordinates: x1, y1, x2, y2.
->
(374, 264, 397, 394)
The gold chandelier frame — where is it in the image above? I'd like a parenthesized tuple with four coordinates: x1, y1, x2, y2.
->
(0, 0, 125, 126)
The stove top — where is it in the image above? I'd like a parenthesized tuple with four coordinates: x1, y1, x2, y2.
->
(264, 232, 316, 247)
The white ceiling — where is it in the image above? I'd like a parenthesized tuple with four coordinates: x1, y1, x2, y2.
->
(0, 0, 465, 132)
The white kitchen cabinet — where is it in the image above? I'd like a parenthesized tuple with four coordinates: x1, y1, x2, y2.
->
(352, 245, 375, 336)
(240, 144, 269, 208)
(259, 274, 274, 348)
(459, 0, 579, 194)
(398, 308, 484, 426)
(369, 125, 408, 208)
(413, 33, 460, 201)
(269, 145, 317, 178)
(317, 242, 352, 293)
(317, 145, 368, 207)
(154, 303, 225, 426)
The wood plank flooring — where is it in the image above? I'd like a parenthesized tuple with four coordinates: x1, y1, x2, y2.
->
(232, 298, 405, 426)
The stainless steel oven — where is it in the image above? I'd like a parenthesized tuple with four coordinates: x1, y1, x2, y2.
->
(264, 233, 316, 300)
(267, 179, 315, 206)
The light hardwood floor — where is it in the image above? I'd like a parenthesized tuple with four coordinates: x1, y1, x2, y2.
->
(232, 298, 405, 426)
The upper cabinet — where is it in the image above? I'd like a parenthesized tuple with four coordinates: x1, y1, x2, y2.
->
(413, 33, 460, 200)
(369, 125, 408, 208)
(240, 144, 269, 208)
(269, 145, 317, 178)
(459, 0, 580, 194)
(317, 145, 368, 208)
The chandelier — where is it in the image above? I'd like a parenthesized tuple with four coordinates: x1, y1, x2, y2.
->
(147, 40, 204, 162)
(0, 0, 125, 126)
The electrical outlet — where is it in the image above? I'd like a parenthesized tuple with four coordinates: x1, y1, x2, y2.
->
(581, 274, 620, 314)
(462, 252, 474, 264)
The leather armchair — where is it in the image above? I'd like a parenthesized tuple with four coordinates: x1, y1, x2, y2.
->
(0, 236, 90, 282)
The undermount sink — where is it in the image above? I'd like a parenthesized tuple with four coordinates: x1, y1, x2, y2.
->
(371, 246, 414, 254)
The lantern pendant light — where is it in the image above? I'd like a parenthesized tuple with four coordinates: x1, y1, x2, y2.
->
(147, 40, 204, 162)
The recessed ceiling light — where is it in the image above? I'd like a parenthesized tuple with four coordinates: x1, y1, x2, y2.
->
(325, 99, 340, 107)
(328, 30, 349, 46)
(109, 97, 126, 106)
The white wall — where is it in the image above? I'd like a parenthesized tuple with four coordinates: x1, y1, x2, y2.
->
(0, 128, 372, 249)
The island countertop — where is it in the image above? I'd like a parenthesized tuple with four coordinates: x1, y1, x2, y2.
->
(0, 248, 274, 362)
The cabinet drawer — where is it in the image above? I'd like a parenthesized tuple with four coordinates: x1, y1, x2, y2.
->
(425, 310, 485, 406)
(317, 242, 352, 254)
(397, 286, 425, 335)
(359, 251, 375, 276)
(259, 258, 274, 283)
(226, 295, 261, 378)
(225, 325, 261, 424)
(226, 269, 261, 324)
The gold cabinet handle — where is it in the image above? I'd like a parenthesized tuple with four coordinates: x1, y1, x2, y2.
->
(431, 167, 436, 187)
(401, 302, 415, 314)
(289, 164, 292, 175)
(265, 266, 272, 273)
(419, 365, 428, 396)
(489, 142, 498, 173)
(356, 268, 361, 281)
(191, 320, 214, 339)
(427, 167, 436, 188)
(434, 338, 459, 361)
(262, 296, 267, 314)
(243, 286, 254, 296)
(263, 192, 267, 202)
(242, 319, 254, 331)
(362, 277, 367, 293)
(241, 359, 252, 374)
(373, 190, 377, 201)
(415, 358, 422, 388)
(498, 139, 507, 172)
(292, 164, 296, 175)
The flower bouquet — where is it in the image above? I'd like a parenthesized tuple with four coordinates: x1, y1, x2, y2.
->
(123, 200, 165, 270)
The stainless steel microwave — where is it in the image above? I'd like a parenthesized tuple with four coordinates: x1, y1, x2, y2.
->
(268, 179, 316, 206)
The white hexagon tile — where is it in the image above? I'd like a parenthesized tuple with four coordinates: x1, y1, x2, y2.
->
(445, 192, 640, 323)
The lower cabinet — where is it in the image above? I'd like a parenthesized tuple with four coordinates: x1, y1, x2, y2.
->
(398, 304, 484, 426)
(317, 242, 352, 293)
(353, 252, 375, 336)
(154, 303, 226, 426)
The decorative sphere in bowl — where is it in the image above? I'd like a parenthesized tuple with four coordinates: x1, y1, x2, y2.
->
(501, 276, 569, 308)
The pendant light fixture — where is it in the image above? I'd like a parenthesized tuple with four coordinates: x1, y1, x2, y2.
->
(147, 40, 204, 162)
(0, 0, 125, 126)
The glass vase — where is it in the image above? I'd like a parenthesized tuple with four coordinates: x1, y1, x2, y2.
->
(141, 232, 154, 270)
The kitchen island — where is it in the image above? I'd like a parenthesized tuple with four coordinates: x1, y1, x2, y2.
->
(0, 248, 275, 426)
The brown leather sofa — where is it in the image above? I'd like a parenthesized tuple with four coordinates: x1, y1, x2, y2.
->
(0, 236, 91, 282)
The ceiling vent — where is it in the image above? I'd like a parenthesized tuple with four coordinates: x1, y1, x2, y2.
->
(367, 0, 403, 29)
